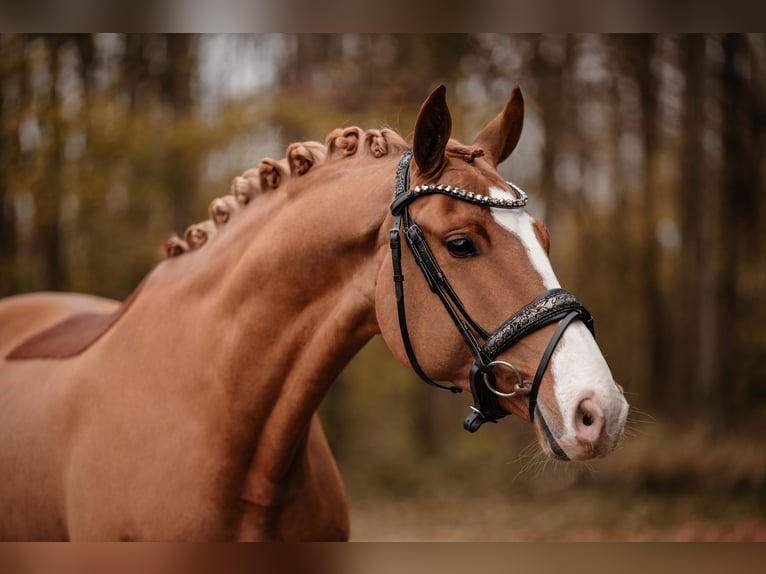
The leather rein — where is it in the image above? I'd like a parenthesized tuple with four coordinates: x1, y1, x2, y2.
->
(389, 150, 595, 433)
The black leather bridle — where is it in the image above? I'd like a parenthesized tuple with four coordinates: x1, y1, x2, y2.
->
(389, 150, 595, 433)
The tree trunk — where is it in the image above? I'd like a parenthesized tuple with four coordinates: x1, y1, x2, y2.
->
(624, 35, 667, 410)
(718, 34, 764, 420)
(162, 34, 197, 235)
(0, 36, 18, 295)
(678, 34, 710, 416)
(35, 35, 65, 291)
(532, 34, 568, 228)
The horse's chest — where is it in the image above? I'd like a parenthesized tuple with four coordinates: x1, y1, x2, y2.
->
(234, 418, 350, 541)
(234, 488, 349, 541)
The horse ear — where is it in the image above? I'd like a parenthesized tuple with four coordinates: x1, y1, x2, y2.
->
(473, 85, 524, 166)
(413, 84, 452, 177)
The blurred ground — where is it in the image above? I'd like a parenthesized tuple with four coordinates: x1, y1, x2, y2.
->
(325, 338, 766, 542)
(348, 490, 766, 541)
(341, 423, 766, 541)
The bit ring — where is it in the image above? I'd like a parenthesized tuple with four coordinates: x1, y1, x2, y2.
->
(482, 360, 525, 398)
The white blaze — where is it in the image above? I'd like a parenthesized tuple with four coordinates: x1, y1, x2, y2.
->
(489, 186, 559, 291)
(489, 187, 623, 436)
(489, 188, 560, 291)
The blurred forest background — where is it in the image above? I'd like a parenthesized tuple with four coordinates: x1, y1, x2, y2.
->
(0, 34, 764, 540)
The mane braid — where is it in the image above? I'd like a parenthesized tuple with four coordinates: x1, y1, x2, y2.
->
(162, 127, 409, 259)
(446, 142, 484, 163)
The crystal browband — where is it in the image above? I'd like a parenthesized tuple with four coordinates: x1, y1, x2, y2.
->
(390, 150, 528, 215)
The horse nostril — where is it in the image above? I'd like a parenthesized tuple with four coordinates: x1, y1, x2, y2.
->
(575, 398, 604, 443)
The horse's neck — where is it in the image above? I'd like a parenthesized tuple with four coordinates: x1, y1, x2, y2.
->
(214, 156, 393, 396)
(136, 155, 394, 501)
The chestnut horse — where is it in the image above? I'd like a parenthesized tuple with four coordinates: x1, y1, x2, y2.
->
(0, 85, 628, 540)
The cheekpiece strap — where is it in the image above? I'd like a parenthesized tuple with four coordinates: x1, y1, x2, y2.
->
(394, 149, 413, 198)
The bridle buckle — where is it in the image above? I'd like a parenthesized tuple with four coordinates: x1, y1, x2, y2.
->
(514, 381, 532, 397)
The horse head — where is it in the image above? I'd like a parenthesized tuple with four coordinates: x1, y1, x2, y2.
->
(376, 85, 628, 461)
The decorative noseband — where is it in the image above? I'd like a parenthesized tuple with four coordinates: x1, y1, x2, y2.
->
(482, 289, 593, 359)
(389, 150, 595, 434)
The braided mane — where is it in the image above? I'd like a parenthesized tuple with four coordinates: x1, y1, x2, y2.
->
(163, 127, 408, 258)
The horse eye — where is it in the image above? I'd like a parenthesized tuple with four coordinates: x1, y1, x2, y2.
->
(446, 237, 478, 258)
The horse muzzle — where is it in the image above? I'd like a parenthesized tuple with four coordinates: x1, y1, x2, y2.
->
(535, 391, 629, 461)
